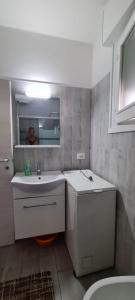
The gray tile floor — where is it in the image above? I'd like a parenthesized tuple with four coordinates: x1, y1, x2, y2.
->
(0, 235, 117, 299)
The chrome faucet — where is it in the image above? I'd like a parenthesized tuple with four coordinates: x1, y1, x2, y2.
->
(36, 162, 41, 176)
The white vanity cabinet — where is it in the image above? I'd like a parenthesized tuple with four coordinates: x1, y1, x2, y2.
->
(12, 173, 65, 240)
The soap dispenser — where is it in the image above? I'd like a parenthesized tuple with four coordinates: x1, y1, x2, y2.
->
(24, 160, 32, 176)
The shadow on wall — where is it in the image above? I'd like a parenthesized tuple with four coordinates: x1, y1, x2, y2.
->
(90, 74, 135, 274)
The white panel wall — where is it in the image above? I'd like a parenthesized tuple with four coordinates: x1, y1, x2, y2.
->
(92, 0, 135, 86)
(103, 0, 135, 45)
(0, 0, 107, 44)
(92, 12, 112, 87)
(0, 26, 92, 88)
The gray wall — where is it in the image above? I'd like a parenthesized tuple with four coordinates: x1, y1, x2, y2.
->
(90, 74, 135, 274)
(14, 85, 91, 172)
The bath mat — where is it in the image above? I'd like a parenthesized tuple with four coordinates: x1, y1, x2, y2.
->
(0, 271, 54, 300)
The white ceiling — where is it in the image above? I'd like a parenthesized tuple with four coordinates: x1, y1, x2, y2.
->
(0, 0, 109, 44)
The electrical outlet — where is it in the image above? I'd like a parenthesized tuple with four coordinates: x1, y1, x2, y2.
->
(77, 153, 85, 160)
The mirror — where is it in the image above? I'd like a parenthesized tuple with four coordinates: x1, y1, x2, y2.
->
(11, 80, 60, 147)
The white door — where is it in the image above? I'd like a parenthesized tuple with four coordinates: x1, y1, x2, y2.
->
(0, 79, 14, 246)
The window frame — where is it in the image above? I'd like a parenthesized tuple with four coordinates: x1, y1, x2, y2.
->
(109, 11, 135, 133)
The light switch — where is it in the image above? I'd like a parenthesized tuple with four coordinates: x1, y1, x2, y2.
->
(77, 153, 85, 160)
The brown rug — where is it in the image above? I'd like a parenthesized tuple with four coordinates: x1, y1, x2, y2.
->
(0, 271, 54, 300)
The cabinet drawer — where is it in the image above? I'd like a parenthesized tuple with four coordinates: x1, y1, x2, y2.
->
(14, 195, 65, 239)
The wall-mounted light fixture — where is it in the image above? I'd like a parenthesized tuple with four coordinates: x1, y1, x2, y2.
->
(25, 83, 51, 99)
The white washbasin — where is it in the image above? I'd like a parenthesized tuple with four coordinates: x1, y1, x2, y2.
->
(11, 171, 65, 191)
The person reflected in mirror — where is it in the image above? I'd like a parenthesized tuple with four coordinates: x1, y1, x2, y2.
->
(26, 127, 39, 145)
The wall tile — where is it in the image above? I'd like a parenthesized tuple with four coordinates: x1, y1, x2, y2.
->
(14, 85, 91, 172)
(90, 74, 135, 274)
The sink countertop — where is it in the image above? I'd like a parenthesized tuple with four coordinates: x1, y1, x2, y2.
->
(13, 170, 62, 177)
(11, 170, 65, 185)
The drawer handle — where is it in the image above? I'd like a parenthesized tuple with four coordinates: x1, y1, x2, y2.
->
(23, 202, 57, 209)
(0, 158, 9, 163)
(94, 189, 103, 193)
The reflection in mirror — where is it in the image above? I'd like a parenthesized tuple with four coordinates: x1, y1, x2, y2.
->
(11, 80, 60, 146)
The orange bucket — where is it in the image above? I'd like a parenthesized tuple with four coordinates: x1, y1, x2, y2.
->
(34, 233, 58, 246)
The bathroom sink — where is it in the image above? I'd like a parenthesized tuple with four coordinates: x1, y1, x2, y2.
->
(11, 171, 65, 191)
